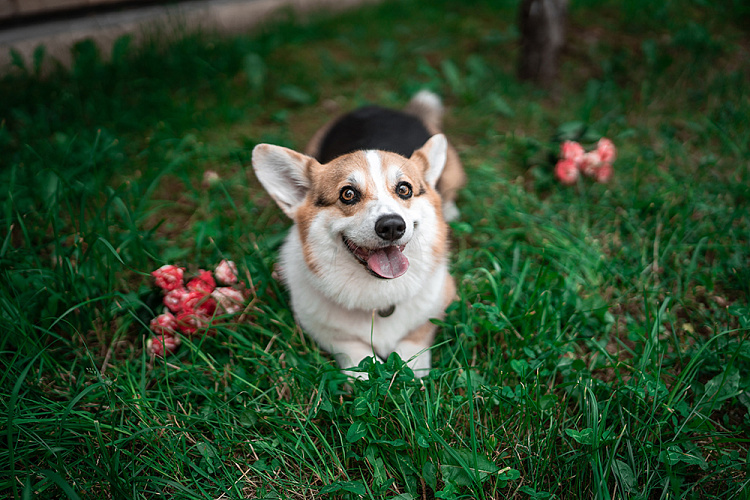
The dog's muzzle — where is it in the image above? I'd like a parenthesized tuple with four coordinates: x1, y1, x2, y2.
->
(343, 214, 410, 279)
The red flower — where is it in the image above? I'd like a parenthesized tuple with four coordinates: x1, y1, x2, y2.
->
(152, 265, 185, 291)
(163, 287, 188, 313)
(150, 312, 178, 335)
(147, 333, 181, 357)
(554, 159, 579, 185)
(148, 261, 248, 346)
(560, 141, 585, 163)
(186, 270, 216, 294)
(579, 150, 602, 177)
(182, 290, 217, 317)
(596, 138, 617, 164)
(595, 163, 613, 183)
(214, 259, 238, 285)
(556, 138, 617, 185)
(175, 311, 211, 336)
(212, 287, 245, 315)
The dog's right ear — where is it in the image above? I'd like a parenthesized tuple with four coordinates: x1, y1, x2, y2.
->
(252, 144, 316, 218)
(411, 134, 447, 189)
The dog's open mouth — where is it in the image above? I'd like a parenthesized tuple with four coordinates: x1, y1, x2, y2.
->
(343, 236, 409, 279)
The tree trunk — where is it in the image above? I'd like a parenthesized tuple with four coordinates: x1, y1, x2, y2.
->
(518, 0, 569, 86)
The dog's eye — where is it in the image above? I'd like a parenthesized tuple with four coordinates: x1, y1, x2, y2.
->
(339, 186, 360, 205)
(396, 182, 413, 200)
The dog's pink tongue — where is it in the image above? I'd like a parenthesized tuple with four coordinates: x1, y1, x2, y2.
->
(368, 246, 409, 279)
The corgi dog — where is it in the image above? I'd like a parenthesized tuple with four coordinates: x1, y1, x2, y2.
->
(252, 91, 464, 377)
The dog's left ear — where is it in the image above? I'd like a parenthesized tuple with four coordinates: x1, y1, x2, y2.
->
(411, 134, 447, 188)
(252, 144, 316, 219)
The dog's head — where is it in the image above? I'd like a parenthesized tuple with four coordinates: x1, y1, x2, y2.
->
(253, 135, 448, 293)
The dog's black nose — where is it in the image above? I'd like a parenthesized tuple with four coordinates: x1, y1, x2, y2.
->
(375, 214, 406, 241)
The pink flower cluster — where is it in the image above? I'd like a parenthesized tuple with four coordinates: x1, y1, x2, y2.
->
(147, 259, 246, 357)
(555, 138, 616, 185)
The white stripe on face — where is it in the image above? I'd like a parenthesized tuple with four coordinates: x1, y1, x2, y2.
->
(364, 150, 401, 217)
(365, 150, 387, 198)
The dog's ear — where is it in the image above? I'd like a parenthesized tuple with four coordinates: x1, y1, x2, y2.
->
(252, 144, 317, 218)
(411, 134, 447, 188)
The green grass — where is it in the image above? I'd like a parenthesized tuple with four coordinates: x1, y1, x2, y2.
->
(1, 0, 749, 498)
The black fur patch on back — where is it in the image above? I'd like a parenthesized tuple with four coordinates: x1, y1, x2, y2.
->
(317, 106, 431, 164)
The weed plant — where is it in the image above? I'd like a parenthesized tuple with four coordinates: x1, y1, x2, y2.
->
(1, 0, 748, 498)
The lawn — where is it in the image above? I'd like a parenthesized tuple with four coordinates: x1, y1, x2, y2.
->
(1, 0, 749, 498)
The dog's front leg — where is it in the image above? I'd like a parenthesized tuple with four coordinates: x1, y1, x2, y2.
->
(332, 339, 384, 379)
(395, 322, 436, 378)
